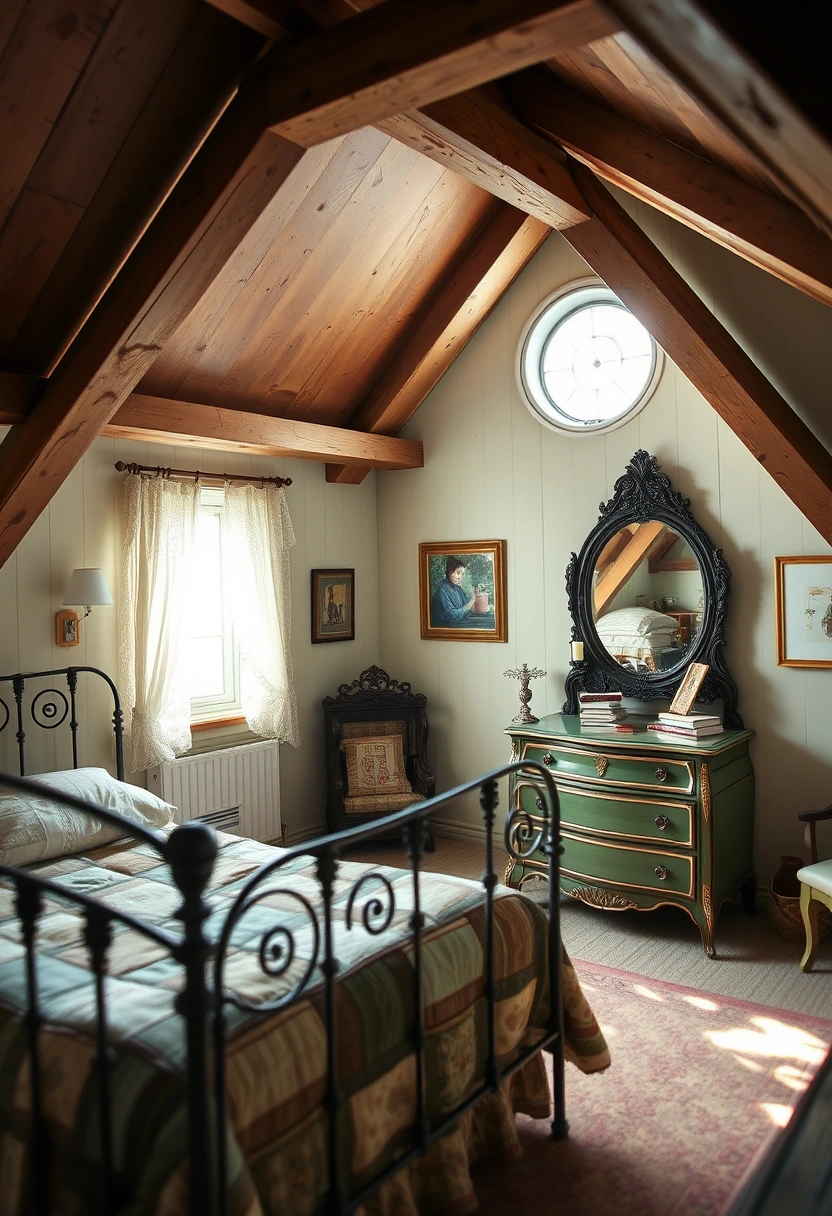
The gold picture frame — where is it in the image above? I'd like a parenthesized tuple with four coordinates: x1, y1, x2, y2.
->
(418, 540, 507, 642)
(775, 555, 832, 668)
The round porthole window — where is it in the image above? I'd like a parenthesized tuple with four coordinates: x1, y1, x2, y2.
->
(516, 278, 663, 435)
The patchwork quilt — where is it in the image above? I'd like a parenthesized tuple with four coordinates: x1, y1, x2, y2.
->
(0, 830, 609, 1215)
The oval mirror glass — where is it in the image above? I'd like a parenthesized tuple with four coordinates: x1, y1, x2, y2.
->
(591, 521, 705, 675)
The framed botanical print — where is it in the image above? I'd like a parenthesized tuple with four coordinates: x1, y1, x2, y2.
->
(311, 569, 355, 643)
(775, 555, 832, 667)
(418, 540, 507, 642)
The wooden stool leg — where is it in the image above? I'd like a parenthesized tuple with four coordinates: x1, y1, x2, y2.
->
(799, 885, 820, 972)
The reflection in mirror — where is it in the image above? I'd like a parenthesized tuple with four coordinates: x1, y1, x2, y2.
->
(592, 521, 704, 675)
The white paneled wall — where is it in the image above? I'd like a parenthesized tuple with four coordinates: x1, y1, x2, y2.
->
(0, 435, 380, 838)
(377, 198, 832, 884)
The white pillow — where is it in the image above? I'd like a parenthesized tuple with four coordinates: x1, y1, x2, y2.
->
(0, 767, 175, 867)
(596, 607, 679, 637)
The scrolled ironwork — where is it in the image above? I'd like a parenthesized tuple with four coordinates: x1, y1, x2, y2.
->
(345, 871, 396, 935)
(31, 688, 69, 729)
(222, 887, 321, 1014)
(0, 696, 8, 733)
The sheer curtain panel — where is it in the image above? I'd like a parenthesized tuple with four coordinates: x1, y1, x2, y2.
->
(119, 477, 200, 772)
(224, 483, 299, 747)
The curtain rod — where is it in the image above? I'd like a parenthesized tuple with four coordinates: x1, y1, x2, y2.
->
(114, 461, 291, 488)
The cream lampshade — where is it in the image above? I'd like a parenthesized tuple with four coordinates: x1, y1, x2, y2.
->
(63, 568, 114, 620)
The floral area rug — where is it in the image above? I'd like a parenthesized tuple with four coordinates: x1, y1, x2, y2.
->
(473, 961, 832, 1216)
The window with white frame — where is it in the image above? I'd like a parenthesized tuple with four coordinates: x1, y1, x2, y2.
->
(187, 487, 242, 722)
(516, 278, 664, 435)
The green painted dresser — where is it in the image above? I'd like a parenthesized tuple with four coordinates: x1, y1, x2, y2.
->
(505, 713, 755, 957)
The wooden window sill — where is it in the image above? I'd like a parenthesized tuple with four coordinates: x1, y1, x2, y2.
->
(191, 715, 246, 732)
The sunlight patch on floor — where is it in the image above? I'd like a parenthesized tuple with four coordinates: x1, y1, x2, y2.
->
(759, 1102, 794, 1128)
(633, 984, 665, 1001)
(774, 1063, 812, 1093)
(706, 1017, 828, 1065)
(683, 994, 719, 1011)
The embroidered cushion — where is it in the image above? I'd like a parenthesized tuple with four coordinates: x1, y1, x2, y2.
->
(342, 735, 411, 796)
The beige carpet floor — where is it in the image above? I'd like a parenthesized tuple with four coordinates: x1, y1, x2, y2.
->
(347, 835, 832, 1018)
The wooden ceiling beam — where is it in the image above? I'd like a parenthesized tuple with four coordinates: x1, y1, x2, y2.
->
(325, 206, 551, 484)
(0, 377, 423, 470)
(600, 0, 832, 238)
(504, 69, 832, 309)
(595, 521, 667, 615)
(5, 6, 266, 377)
(266, 0, 620, 147)
(562, 162, 832, 546)
(0, 50, 327, 569)
(376, 87, 590, 230)
(108, 394, 423, 469)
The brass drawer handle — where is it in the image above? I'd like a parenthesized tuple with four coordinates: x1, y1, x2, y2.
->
(535, 795, 544, 811)
(542, 752, 555, 766)
(654, 866, 669, 881)
(655, 767, 668, 782)
(654, 815, 670, 831)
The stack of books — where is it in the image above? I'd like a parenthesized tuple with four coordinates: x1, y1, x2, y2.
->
(646, 711, 723, 742)
(579, 691, 632, 732)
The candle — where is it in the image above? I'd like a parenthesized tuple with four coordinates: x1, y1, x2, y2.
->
(571, 640, 584, 662)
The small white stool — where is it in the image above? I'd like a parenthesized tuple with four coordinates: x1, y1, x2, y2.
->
(797, 860, 832, 972)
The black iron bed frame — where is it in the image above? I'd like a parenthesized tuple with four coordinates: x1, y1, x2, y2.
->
(0, 667, 566, 1216)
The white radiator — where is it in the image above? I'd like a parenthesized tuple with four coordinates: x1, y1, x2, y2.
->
(147, 740, 281, 842)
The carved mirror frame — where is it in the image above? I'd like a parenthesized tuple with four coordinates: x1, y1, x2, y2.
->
(563, 450, 742, 727)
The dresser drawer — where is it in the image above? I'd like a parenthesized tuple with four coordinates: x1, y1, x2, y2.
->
(561, 833, 695, 899)
(519, 739, 695, 795)
(516, 779, 695, 848)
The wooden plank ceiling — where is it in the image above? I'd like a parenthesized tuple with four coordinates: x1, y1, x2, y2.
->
(0, 0, 830, 566)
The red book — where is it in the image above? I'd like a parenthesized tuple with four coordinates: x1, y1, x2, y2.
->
(578, 691, 623, 703)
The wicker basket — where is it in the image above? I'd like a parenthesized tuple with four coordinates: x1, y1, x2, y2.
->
(767, 854, 832, 942)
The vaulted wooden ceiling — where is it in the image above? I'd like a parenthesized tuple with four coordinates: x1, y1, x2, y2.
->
(0, 0, 830, 567)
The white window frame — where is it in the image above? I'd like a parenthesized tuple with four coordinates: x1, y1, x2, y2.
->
(189, 486, 242, 724)
(515, 277, 664, 436)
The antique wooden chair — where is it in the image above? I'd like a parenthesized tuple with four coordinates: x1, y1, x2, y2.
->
(797, 801, 832, 971)
(323, 665, 435, 850)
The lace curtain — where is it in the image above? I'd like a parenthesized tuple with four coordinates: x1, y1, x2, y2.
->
(119, 477, 200, 773)
(223, 483, 299, 747)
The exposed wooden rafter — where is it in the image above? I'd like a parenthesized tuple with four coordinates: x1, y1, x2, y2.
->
(0, 379, 423, 470)
(0, 52, 314, 570)
(326, 207, 551, 484)
(376, 87, 590, 230)
(600, 0, 832, 237)
(595, 521, 667, 615)
(503, 68, 832, 308)
(265, 0, 620, 146)
(562, 161, 832, 546)
(109, 394, 423, 469)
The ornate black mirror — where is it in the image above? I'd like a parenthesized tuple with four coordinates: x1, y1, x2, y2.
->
(563, 451, 742, 727)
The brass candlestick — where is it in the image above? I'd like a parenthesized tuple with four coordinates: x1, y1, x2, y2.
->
(504, 663, 546, 724)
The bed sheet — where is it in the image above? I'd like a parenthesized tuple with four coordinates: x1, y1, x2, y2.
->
(0, 830, 609, 1215)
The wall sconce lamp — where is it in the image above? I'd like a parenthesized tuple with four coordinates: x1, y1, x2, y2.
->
(56, 568, 113, 647)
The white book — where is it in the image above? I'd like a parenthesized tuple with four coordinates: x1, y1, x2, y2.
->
(658, 711, 722, 726)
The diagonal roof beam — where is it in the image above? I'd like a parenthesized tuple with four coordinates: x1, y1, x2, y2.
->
(600, 0, 832, 238)
(503, 68, 832, 309)
(376, 86, 590, 229)
(561, 161, 832, 546)
(266, 0, 619, 146)
(326, 207, 551, 484)
(0, 51, 330, 569)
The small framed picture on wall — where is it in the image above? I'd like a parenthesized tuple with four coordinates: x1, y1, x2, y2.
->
(311, 569, 355, 643)
(775, 555, 832, 667)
